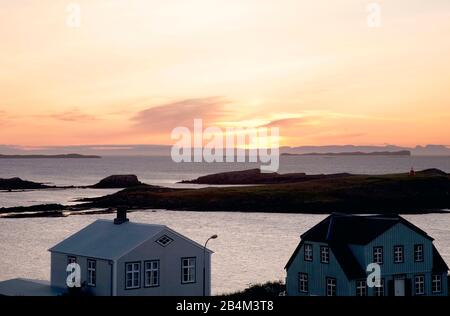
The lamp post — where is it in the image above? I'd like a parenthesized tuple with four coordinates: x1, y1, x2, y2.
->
(203, 234, 218, 296)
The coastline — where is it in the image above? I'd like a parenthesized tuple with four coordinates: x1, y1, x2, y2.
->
(1, 169, 450, 218)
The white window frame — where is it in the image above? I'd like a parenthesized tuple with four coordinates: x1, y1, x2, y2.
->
(125, 262, 141, 289)
(67, 256, 77, 277)
(156, 235, 174, 247)
(374, 278, 385, 296)
(394, 246, 404, 263)
(87, 259, 96, 287)
(298, 273, 308, 293)
(356, 280, 367, 296)
(432, 275, 442, 293)
(144, 260, 160, 287)
(326, 277, 336, 296)
(304, 244, 313, 262)
(414, 244, 424, 262)
(414, 275, 425, 295)
(181, 257, 196, 284)
(320, 246, 330, 264)
(373, 247, 383, 264)
(67, 256, 77, 264)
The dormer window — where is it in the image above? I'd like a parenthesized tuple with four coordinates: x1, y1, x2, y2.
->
(156, 235, 173, 247)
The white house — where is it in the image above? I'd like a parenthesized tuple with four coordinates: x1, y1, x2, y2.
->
(0, 210, 213, 296)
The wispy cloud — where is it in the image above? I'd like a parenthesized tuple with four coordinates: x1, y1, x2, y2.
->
(48, 109, 97, 122)
(132, 97, 231, 132)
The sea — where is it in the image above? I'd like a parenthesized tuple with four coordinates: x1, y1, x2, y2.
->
(0, 155, 449, 294)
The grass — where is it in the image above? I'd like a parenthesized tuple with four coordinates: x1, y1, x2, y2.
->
(83, 171, 450, 214)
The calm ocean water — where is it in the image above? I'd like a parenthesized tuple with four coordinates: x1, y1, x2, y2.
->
(0, 211, 449, 295)
(0, 156, 450, 294)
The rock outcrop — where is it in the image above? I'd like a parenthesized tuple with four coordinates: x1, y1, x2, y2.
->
(91, 175, 144, 188)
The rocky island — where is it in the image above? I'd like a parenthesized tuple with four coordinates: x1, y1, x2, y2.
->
(0, 177, 52, 190)
(2, 169, 450, 217)
(0, 153, 101, 159)
(82, 168, 450, 214)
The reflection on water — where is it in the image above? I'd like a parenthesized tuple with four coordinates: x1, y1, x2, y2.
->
(0, 211, 449, 295)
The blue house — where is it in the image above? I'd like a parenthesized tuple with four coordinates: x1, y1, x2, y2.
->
(285, 214, 449, 296)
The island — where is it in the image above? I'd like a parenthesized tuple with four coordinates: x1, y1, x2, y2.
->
(79, 168, 450, 214)
(0, 154, 101, 159)
(0, 177, 52, 190)
(281, 150, 411, 156)
(2, 169, 450, 217)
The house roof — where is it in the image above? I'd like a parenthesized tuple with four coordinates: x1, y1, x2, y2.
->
(49, 219, 212, 260)
(300, 214, 433, 245)
(0, 278, 65, 296)
(285, 214, 439, 279)
(432, 245, 449, 272)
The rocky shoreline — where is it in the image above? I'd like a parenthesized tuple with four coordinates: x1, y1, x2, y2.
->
(1, 169, 450, 218)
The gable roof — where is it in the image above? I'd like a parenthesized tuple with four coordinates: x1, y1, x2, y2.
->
(49, 219, 212, 260)
(328, 242, 366, 280)
(285, 214, 436, 279)
(301, 214, 433, 245)
(432, 245, 449, 272)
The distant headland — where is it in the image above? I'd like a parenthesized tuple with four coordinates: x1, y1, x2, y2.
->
(0, 153, 101, 159)
(281, 150, 411, 157)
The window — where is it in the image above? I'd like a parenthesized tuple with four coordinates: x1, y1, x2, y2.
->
(326, 277, 336, 296)
(373, 247, 383, 264)
(320, 246, 330, 264)
(156, 235, 174, 247)
(304, 244, 313, 262)
(67, 256, 77, 264)
(393, 246, 404, 263)
(432, 275, 442, 293)
(87, 259, 96, 287)
(298, 273, 309, 293)
(356, 280, 367, 296)
(414, 275, 425, 295)
(67, 256, 77, 277)
(181, 257, 196, 284)
(374, 278, 385, 296)
(125, 262, 141, 289)
(414, 244, 424, 262)
(144, 260, 160, 287)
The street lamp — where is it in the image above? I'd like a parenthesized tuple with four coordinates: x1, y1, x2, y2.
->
(203, 234, 218, 296)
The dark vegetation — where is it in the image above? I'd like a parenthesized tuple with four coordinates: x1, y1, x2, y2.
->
(223, 281, 285, 298)
(2, 169, 450, 216)
(82, 168, 450, 214)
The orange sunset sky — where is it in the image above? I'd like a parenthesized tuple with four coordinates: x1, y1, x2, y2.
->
(1, 0, 450, 147)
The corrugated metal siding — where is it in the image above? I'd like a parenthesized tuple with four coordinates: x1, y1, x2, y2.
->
(286, 242, 352, 296)
(366, 223, 432, 275)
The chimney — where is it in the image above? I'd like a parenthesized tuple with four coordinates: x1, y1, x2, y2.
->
(114, 207, 129, 225)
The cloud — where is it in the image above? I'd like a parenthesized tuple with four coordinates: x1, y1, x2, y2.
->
(49, 110, 97, 122)
(259, 117, 316, 128)
(132, 97, 231, 132)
